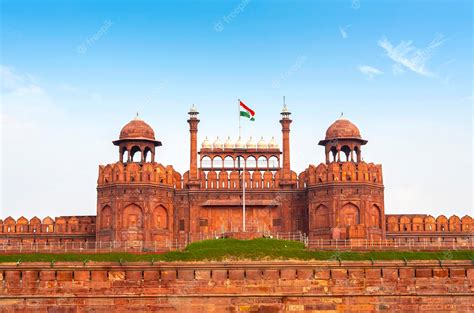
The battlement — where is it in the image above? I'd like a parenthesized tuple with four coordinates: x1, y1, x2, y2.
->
(301, 161, 383, 187)
(386, 214, 473, 233)
(98, 162, 182, 189)
(0, 216, 96, 235)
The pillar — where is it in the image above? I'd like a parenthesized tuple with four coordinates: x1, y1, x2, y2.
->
(280, 108, 292, 181)
(187, 105, 200, 185)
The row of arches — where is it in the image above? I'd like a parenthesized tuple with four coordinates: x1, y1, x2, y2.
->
(120, 145, 155, 163)
(100, 204, 169, 231)
(326, 144, 362, 163)
(386, 215, 472, 232)
(0, 216, 96, 234)
(201, 155, 280, 169)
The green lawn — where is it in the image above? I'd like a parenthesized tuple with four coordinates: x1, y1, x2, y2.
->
(0, 239, 472, 263)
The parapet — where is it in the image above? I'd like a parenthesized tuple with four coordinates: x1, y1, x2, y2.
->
(0, 216, 96, 234)
(386, 214, 473, 233)
(301, 161, 383, 187)
(98, 162, 182, 189)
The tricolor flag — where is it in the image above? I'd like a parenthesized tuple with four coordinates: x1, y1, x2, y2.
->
(240, 101, 255, 121)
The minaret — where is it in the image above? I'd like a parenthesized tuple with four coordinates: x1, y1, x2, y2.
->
(280, 100, 293, 184)
(187, 105, 200, 187)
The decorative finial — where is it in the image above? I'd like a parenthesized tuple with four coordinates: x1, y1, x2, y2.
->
(188, 104, 199, 117)
(281, 97, 291, 118)
(134, 112, 140, 120)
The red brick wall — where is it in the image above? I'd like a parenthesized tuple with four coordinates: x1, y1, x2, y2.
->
(0, 260, 472, 312)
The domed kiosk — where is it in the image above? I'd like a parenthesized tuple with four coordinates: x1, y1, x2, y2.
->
(319, 117, 368, 163)
(113, 115, 162, 163)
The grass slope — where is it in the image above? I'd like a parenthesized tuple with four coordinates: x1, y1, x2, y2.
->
(0, 239, 472, 263)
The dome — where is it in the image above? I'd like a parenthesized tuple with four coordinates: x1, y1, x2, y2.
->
(325, 118, 362, 140)
(213, 137, 223, 149)
(257, 137, 267, 149)
(246, 137, 256, 149)
(119, 117, 156, 141)
(224, 136, 234, 149)
(235, 137, 245, 149)
(201, 137, 211, 149)
(268, 136, 279, 149)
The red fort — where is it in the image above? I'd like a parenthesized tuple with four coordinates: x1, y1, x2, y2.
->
(0, 105, 471, 247)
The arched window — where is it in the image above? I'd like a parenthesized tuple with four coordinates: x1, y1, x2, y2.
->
(144, 147, 153, 163)
(130, 146, 142, 162)
(341, 145, 351, 162)
(213, 156, 223, 168)
(201, 156, 212, 168)
(269, 156, 279, 168)
(257, 156, 268, 168)
(246, 156, 257, 168)
(236, 156, 245, 170)
(224, 156, 234, 168)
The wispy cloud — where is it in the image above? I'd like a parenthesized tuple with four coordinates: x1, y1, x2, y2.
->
(0, 65, 44, 94)
(339, 25, 349, 39)
(378, 34, 445, 77)
(358, 65, 383, 79)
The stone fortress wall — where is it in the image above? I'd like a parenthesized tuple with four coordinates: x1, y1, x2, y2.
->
(0, 261, 472, 312)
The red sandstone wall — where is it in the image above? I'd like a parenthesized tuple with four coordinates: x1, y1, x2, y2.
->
(0, 260, 472, 312)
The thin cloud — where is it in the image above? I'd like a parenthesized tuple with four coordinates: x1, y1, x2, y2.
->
(339, 25, 350, 39)
(358, 65, 383, 79)
(0, 65, 44, 94)
(378, 34, 445, 77)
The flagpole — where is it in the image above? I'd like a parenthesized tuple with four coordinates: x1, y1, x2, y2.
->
(239, 99, 246, 233)
(238, 99, 242, 138)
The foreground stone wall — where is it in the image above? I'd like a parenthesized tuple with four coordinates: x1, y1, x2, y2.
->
(0, 260, 472, 312)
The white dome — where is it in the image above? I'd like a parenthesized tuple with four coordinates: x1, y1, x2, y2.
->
(235, 137, 245, 149)
(268, 136, 278, 149)
(257, 137, 267, 149)
(224, 136, 234, 149)
(213, 136, 223, 149)
(202, 137, 211, 149)
(246, 137, 256, 149)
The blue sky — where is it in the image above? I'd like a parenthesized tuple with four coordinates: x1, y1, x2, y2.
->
(0, 0, 472, 219)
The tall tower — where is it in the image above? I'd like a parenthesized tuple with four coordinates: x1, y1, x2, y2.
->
(279, 104, 295, 187)
(306, 117, 385, 240)
(187, 105, 200, 188)
(97, 116, 176, 247)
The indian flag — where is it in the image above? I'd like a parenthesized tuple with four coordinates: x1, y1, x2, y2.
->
(240, 101, 255, 121)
